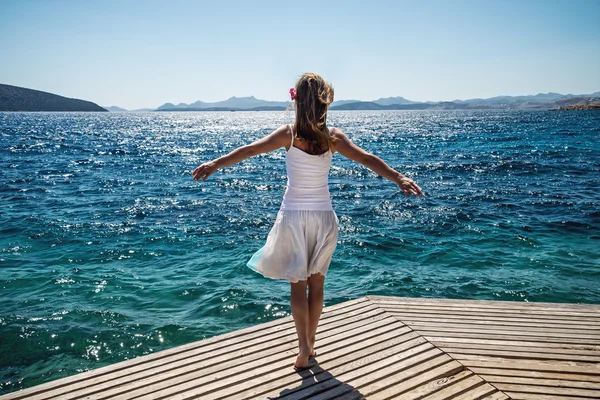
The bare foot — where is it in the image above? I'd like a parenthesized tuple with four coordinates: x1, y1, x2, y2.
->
(310, 334, 317, 357)
(294, 346, 312, 369)
(300, 342, 317, 357)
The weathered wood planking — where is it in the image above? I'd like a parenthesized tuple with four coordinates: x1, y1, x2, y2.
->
(370, 295, 600, 400)
(2, 296, 599, 399)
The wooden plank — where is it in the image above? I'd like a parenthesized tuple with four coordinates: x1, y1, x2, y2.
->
(235, 347, 447, 400)
(379, 304, 600, 321)
(88, 315, 399, 400)
(418, 331, 600, 345)
(389, 314, 600, 330)
(271, 339, 434, 400)
(462, 358, 600, 375)
(362, 359, 464, 400)
(295, 353, 454, 400)
(232, 333, 429, 399)
(333, 353, 455, 398)
(397, 321, 600, 337)
(495, 382, 600, 397)
(429, 337, 600, 352)
(380, 307, 600, 320)
(432, 341, 600, 357)
(480, 391, 511, 400)
(480, 375, 600, 390)
(385, 308, 600, 325)
(1, 298, 375, 400)
(331, 390, 362, 400)
(223, 338, 437, 400)
(447, 383, 500, 400)
(20, 302, 387, 400)
(124, 319, 411, 400)
(418, 376, 492, 400)
(443, 347, 600, 363)
(393, 370, 476, 399)
(368, 295, 600, 312)
(385, 309, 600, 325)
(469, 367, 600, 383)
(101, 317, 404, 400)
(280, 380, 356, 400)
(455, 352, 600, 365)
(231, 335, 428, 399)
(503, 393, 593, 400)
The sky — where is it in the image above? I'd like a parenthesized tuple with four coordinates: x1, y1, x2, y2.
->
(1, 0, 599, 109)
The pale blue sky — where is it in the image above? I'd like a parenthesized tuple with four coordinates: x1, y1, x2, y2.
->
(1, 0, 599, 109)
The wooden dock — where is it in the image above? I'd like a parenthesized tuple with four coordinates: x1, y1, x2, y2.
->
(2, 296, 599, 399)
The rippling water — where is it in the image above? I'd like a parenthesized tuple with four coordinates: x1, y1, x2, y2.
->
(1, 110, 599, 393)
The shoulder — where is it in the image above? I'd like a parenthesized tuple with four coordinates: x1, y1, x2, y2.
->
(329, 127, 348, 141)
(270, 124, 292, 150)
(275, 124, 292, 135)
(328, 127, 349, 154)
(270, 124, 293, 141)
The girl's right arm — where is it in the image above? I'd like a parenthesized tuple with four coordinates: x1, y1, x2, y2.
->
(331, 127, 423, 198)
(192, 125, 290, 182)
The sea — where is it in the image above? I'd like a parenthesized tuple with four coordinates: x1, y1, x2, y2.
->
(1, 110, 599, 394)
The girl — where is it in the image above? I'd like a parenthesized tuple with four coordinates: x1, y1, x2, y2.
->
(192, 72, 422, 369)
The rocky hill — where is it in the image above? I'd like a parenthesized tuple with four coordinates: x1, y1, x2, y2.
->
(330, 92, 600, 111)
(555, 101, 600, 110)
(104, 105, 127, 112)
(0, 84, 107, 112)
(156, 96, 289, 111)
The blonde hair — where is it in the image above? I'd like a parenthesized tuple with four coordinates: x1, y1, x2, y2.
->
(293, 72, 336, 155)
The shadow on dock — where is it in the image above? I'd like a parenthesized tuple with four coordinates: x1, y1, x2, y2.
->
(273, 358, 364, 399)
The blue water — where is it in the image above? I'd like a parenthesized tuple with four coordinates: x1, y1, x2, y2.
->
(1, 110, 599, 394)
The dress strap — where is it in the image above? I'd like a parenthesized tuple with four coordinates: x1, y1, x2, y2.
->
(289, 124, 294, 148)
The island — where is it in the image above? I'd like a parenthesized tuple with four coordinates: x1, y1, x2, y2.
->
(555, 102, 600, 110)
(0, 84, 107, 112)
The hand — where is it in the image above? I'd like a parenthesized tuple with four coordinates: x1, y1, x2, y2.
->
(192, 161, 218, 182)
(396, 176, 423, 198)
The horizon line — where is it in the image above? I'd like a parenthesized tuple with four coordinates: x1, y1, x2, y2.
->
(111, 89, 600, 110)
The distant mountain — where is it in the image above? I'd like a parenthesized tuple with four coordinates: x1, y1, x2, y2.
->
(554, 96, 600, 108)
(0, 83, 107, 112)
(331, 102, 430, 110)
(155, 91, 600, 112)
(104, 105, 127, 112)
(157, 96, 289, 111)
(555, 102, 600, 110)
(160, 96, 413, 110)
(331, 99, 362, 107)
(160, 106, 288, 112)
(159, 102, 177, 110)
(331, 92, 600, 111)
(373, 96, 416, 105)
(103, 106, 156, 112)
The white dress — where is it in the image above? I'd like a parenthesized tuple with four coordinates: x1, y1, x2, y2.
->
(247, 125, 339, 282)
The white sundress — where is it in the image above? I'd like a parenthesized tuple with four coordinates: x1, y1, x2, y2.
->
(247, 125, 339, 283)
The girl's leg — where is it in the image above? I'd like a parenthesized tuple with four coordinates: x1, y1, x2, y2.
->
(307, 273, 325, 356)
(290, 280, 311, 368)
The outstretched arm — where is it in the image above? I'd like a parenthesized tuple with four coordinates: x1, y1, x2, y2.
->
(331, 127, 423, 198)
(192, 125, 290, 182)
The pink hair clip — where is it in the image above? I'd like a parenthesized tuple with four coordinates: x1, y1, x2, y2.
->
(289, 88, 296, 101)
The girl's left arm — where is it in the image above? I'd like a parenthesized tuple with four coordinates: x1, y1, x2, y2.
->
(331, 127, 423, 198)
(192, 125, 290, 182)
